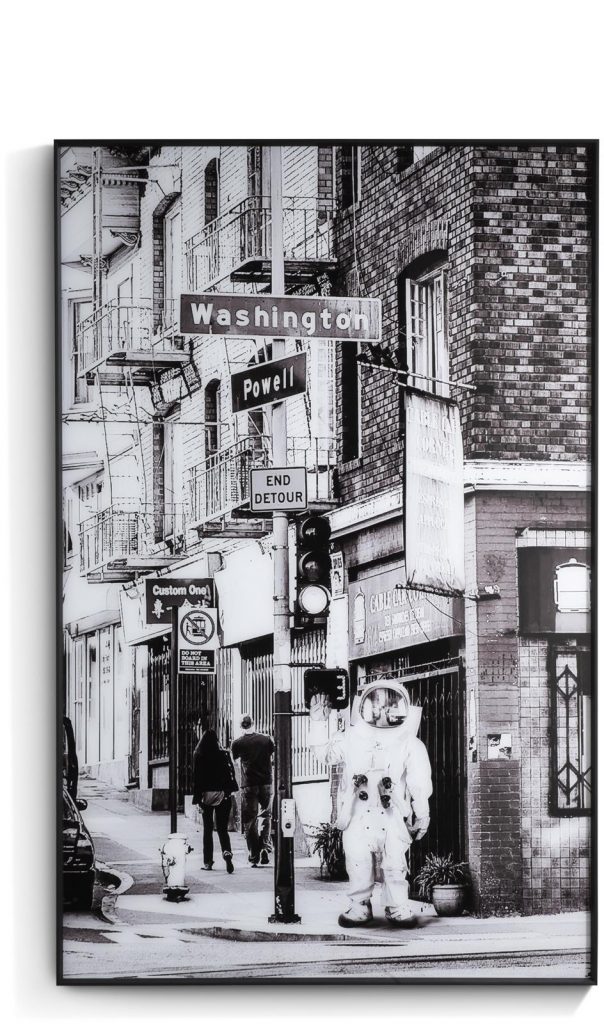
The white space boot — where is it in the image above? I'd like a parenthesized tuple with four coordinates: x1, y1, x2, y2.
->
(385, 905, 417, 928)
(338, 899, 373, 928)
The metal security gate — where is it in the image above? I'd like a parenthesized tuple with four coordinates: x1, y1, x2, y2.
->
(404, 659, 465, 888)
(128, 684, 140, 785)
(148, 635, 224, 804)
(366, 656, 465, 890)
(241, 630, 328, 783)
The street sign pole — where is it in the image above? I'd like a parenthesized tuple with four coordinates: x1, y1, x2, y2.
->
(269, 145, 300, 924)
(169, 605, 179, 835)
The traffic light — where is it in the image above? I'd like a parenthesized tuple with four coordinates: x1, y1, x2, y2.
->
(303, 668, 349, 710)
(295, 513, 332, 626)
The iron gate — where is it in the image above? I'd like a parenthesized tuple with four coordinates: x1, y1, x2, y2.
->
(128, 683, 140, 785)
(148, 635, 230, 804)
(241, 630, 328, 783)
(366, 657, 465, 890)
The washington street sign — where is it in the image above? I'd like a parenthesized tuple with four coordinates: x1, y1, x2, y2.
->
(231, 352, 307, 413)
(179, 293, 382, 342)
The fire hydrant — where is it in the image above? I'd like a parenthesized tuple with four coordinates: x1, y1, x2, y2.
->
(160, 833, 194, 902)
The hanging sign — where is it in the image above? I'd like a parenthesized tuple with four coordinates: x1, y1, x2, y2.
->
(347, 561, 462, 660)
(180, 293, 382, 341)
(177, 605, 219, 675)
(145, 577, 214, 625)
(404, 392, 465, 595)
(231, 352, 307, 413)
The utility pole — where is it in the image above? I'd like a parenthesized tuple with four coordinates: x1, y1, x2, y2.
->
(269, 146, 300, 924)
(169, 606, 179, 834)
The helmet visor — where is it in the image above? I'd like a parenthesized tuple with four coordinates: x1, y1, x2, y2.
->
(359, 686, 409, 728)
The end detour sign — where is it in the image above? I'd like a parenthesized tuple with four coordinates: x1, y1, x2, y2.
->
(178, 606, 218, 675)
(250, 467, 307, 512)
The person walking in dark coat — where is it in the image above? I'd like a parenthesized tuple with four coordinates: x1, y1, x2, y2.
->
(231, 715, 274, 867)
(193, 728, 239, 872)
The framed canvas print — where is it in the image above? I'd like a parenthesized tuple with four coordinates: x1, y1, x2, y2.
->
(57, 140, 596, 984)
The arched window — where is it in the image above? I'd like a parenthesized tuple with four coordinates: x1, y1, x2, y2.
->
(397, 253, 449, 400)
(204, 158, 219, 226)
(205, 379, 221, 457)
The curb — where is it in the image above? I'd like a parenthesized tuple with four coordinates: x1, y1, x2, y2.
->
(180, 924, 374, 944)
(95, 861, 134, 925)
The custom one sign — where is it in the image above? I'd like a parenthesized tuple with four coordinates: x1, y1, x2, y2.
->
(145, 577, 214, 625)
(180, 293, 382, 341)
(231, 352, 306, 413)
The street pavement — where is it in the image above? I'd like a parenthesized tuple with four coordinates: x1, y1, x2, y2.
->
(61, 778, 592, 982)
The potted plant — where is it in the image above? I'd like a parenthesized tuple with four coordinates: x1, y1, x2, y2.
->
(415, 853, 470, 916)
(310, 822, 348, 881)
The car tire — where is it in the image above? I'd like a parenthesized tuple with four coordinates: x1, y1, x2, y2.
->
(72, 876, 95, 912)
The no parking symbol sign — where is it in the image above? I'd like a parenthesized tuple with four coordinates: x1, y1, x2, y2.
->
(177, 605, 219, 675)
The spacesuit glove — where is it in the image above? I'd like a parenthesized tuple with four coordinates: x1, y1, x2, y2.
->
(309, 692, 332, 722)
(409, 815, 430, 841)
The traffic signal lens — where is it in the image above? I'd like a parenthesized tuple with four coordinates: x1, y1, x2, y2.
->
(298, 584, 330, 616)
(298, 551, 331, 582)
(299, 516, 331, 544)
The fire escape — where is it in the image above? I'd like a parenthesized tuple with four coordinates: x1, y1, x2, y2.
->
(183, 191, 338, 535)
(71, 147, 192, 582)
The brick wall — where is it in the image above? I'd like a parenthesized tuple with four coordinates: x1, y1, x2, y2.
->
(465, 488, 591, 914)
(332, 144, 593, 506)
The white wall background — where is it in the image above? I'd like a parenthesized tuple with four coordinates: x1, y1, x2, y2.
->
(1, 1, 602, 1022)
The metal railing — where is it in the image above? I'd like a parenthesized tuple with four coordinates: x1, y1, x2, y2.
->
(185, 195, 335, 292)
(188, 434, 336, 526)
(188, 436, 271, 525)
(75, 299, 183, 375)
(287, 435, 337, 503)
(79, 503, 187, 574)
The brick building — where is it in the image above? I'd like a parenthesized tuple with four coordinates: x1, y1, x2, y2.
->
(60, 143, 593, 914)
(328, 144, 593, 914)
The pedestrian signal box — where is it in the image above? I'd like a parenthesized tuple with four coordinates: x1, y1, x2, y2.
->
(303, 668, 350, 710)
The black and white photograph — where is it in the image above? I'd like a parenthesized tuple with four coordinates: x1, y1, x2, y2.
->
(56, 139, 595, 985)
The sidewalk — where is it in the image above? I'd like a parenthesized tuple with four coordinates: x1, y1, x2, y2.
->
(79, 778, 591, 957)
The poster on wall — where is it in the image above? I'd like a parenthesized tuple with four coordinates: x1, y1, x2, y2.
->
(57, 139, 594, 986)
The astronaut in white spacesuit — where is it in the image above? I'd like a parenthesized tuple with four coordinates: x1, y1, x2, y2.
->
(310, 681, 432, 927)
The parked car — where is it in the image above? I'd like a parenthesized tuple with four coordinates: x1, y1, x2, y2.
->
(63, 716, 78, 800)
(62, 786, 95, 910)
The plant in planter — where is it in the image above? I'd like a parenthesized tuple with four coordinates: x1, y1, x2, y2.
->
(310, 822, 348, 881)
(415, 853, 470, 916)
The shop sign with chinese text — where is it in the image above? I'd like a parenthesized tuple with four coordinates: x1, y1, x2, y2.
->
(348, 562, 463, 660)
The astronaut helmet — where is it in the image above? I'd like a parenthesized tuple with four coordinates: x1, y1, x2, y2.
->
(358, 681, 411, 729)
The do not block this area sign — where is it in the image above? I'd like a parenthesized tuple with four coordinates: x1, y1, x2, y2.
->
(177, 606, 219, 675)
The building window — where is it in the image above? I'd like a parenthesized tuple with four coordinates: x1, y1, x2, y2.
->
(205, 379, 221, 456)
(163, 205, 181, 332)
(396, 146, 414, 172)
(341, 341, 361, 461)
(399, 267, 449, 398)
(204, 158, 219, 225)
(72, 298, 93, 404)
(247, 145, 263, 197)
(341, 146, 361, 209)
(551, 645, 591, 815)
